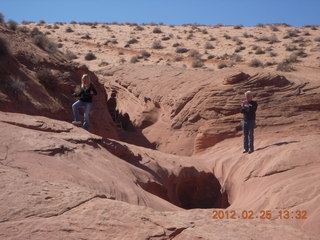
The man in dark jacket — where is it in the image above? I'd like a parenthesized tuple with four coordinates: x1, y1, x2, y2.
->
(240, 91, 257, 153)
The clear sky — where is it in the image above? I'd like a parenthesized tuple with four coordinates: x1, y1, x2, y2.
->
(1, 0, 319, 27)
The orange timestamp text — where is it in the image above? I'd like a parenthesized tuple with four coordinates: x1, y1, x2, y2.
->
(212, 210, 308, 220)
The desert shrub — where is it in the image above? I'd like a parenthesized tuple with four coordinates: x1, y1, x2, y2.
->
(243, 32, 254, 38)
(209, 36, 217, 41)
(134, 25, 144, 31)
(0, 13, 4, 24)
(276, 62, 296, 72)
(235, 46, 245, 53)
(70, 21, 77, 24)
(174, 56, 183, 61)
(130, 56, 139, 63)
(186, 34, 193, 40)
(285, 44, 298, 51)
(255, 47, 265, 54)
(37, 69, 56, 90)
(232, 36, 243, 45)
(0, 34, 10, 57)
(256, 35, 270, 42)
(192, 59, 204, 68)
(232, 54, 243, 62)
(284, 29, 300, 38)
(234, 25, 243, 29)
(18, 26, 30, 33)
(81, 34, 91, 39)
(269, 52, 278, 57)
(84, 52, 96, 60)
(285, 53, 299, 63)
(295, 49, 308, 58)
(140, 50, 151, 58)
(292, 37, 306, 43)
(172, 42, 180, 47)
(2, 77, 26, 97)
(205, 42, 214, 49)
(127, 38, 138, 44)
(153, 27, 162, 33)
(161, 36, 170, 41)
(248, 59, 263, 67)
(207, 55, 215, 60)
(217, 63, 227, 69)
(57, 43, 63, 48)
(6, 20, 18, 31)
(176, 48, 189, 53)
(202, 29, 208, 34)
(65, 26, 74, 32)
(314, 37, 320, 42)
(152, 40, 163, 49)
(265, 61, 278, 66)
(188, 50, 201, 58)
(223, 34, 231, 39)
(269, 34, 280, 44)
(65, 50, 77, 60)
(251, 45, 259, 50)
(38, 20, 46, 24)
(256, 23, 265, 28)
(270, 25, 280, 31)
(32, 34, 58, 53)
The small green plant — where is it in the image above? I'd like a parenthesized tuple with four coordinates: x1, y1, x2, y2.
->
(84, 52, 96, 60)
(248, 59, 263, 67)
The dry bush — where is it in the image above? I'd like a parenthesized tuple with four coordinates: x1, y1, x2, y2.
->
(174, 56, 183, 62)
(276, 62, 296, 72)
(152, 40, 163, 49)
(140, 50, 151, 58)
(188, 50, 201, 58)
(243, 32, 254, 38)
(205, 42, 214, 49)
(130, 56, 139, 63)
(18, 26, 30, 33)
(235, 46, 245, 53)
(81, 34, 91, 39)
(32, 34, 58, 53)
(255, 47, 265, 55)
(248, 59, 263, 67)
(65, 26, 74, 32)
(37, 69, 57, 90)
(217, 63, 227, 69)
(153, 27, 162, 33)
(127, 38, 138, 44)
(270, 25, 280, 31)
(234, 25, 243, 29)
(209, 36, 217, 41)
(6, 20, 18, 31)
(162, 36, 170, 41)
(223, 34, 231, 40)
(269, 52, 278, 57)
(0, 13, 4, 24)
(2, 77, 26, 97)
(192, 59, 204, 68)
(0, 34, 11, 57)
(134, 25, 144, 31)
(84, 52, 96, 60)
(256, 24, 265, 28)
(207, 55, 215, 60)
(65, 50, 77, 60)
(285, 44, 298, 51)
(172, 42, 181, 47)
(176, 47, 189, 53)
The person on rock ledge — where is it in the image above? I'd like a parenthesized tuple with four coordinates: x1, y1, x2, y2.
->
(240, 91, 258, 154)
(72, 74, 97, 130)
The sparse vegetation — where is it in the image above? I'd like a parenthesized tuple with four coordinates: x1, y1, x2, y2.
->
(37, 69, 57, 90)
(217, 63, 227, 69)
(276, 61, 296, 72)
(162, 36, 170, 41)
(176, 48, 189, 53)
(127, 38, 139, 44)
(152, 40, 163, 49)
(65, 50, 77, 60)
(248, 59, 263, 68)
(84, 52, 96, 60)
(140, 50, 151, 58)
(234, 25, 243, 29)
(6, 20, 18, 31)
(0, 34, 11, 57)
(270, 25, 280, 32)
(130, 56, 139, 63)
(255, 47, 265, 55)
(0, 13, 4, 24)
(223, 34, 231, 40)
(152, 27, 162, 33)
(188, 50, 201, 58)
(243, 32, 254, 38)
(134, 25, 144, 31)
(205, 42, 214, 49)
(65, 26, 74, 33)
(2, 77, 26, 97)
(192, 59, 204, 68)
(285, 44, 298, 51)
(235, 46, 245, 53)
(32, 34, 58, 54)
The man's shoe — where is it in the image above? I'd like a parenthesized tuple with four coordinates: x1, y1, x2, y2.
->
(72, 121, 82, 125)
(248, 150, 254, 154)
(243, 150, 248, 153)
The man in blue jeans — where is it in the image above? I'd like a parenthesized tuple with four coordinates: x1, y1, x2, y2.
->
(240, 91, 258, 154)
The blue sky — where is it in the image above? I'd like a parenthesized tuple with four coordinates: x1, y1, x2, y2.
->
(1, 0, 319, 26)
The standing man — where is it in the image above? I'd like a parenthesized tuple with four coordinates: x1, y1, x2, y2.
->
(240, 91, 258, 153)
